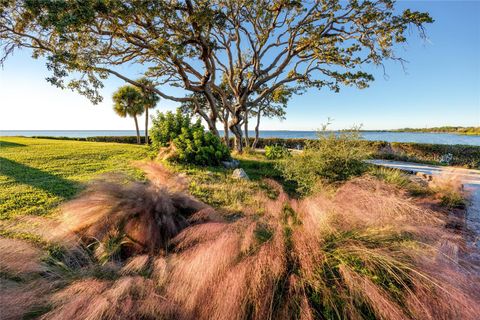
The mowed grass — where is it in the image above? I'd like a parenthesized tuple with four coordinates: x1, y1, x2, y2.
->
(0, 137, 148, 219)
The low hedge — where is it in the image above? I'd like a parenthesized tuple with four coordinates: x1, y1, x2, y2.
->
(31, 136, 148, 144)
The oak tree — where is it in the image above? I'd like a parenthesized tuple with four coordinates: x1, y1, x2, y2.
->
(0, 0, 433, 151)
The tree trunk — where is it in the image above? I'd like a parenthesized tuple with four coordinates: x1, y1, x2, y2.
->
(208, 121, 220, 137)
(229, 112, 243, 153)
(223, 113, 230, 148)
(133, 115, 141, 144)
(243, 109, 249, 148)
(197, 110, 219, 137)
(144, 107, 149, 145)
(252, 108, 262, 149)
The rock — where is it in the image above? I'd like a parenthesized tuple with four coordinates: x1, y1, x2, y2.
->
(222, 159, 240, 169)
(416, 171, 433, 181)
(232, 168, 249, 180)
(409, 176, 429, 187)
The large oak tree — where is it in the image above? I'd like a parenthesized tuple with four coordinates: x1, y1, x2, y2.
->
(0, 0, 433, 151)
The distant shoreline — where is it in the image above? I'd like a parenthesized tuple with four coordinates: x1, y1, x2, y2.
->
(1, 128, 479, 136)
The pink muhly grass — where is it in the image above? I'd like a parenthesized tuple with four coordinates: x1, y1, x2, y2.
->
(0, 279, 50, 320)
(0, 238, 45, 275)
(7, 167, 479, 320)
(59, 163, 207, 258)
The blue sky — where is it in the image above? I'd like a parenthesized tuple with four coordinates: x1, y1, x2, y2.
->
(0, 0, 479, 131)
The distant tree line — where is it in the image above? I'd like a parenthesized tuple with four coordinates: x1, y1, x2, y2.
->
(393, 126, 480, 135)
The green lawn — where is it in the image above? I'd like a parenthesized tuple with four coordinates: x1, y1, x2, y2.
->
(0, 136, 286, 221)
(0, 137, 148, 219)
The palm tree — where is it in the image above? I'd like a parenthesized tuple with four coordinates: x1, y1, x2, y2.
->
(113, 85, 144, 144)
(136, 78, 160, 145)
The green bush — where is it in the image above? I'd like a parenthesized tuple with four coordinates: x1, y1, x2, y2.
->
(149, 109, 197, 149)
(173, 126, 230, 166)
(264, 145, 291, 160)
(150, 109, 230, 166)
(278, 130, 372, 194)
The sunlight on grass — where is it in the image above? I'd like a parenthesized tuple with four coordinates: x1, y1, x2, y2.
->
(0, 137, 148, 219)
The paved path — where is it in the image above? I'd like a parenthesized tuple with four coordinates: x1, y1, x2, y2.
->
(368, 160, 480, 245)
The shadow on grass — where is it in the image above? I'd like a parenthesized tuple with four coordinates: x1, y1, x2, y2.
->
(0, 157, 79, 198)
(238, 158, 299, 197)
(0, 140, 26, 148)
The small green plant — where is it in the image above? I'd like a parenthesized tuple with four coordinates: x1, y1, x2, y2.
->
(370, 167, 410, 188)
(278, 127, 372, 194)
(438, 190, 467, 209)
(369, 166, 430, 196)
(265, 145, 291, 160)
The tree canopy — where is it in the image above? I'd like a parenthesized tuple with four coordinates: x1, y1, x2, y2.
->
(112, 86, 144, 118)
(0, 0, 433, 150)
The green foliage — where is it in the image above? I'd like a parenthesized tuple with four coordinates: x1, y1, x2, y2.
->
(245, 138, 480, 169)
(135, 78, 160, 110)
(307, 229, 415, 320)
(112, 85, 144, 118)
(265, 145, 291, 160)
(0, 0, 433, 139)
(28, 136, 150, 144)
(149, 109, 197, 149)
(440, 192, 467, 209)
(278, 130, 372, 194)
(254, 223, 274, 245)
(173, 125, 230, 166)
(150, 109, 230, 166)
(369, 166, 430, 196)
(375, 141, 480, 169)
(370, 166, 411, 189)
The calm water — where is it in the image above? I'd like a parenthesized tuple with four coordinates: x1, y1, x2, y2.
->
(1, 130, 480, 146)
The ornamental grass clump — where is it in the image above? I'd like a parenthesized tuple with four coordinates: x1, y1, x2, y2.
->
(59, 162, 208, 261)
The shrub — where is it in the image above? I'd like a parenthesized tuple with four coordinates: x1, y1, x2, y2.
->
(149, 109, 197, 149)
(264, 145, 291, 160)
(173, 126, 230, 166)
(278, 130, 372, 194)
(150, 109, 230, 166)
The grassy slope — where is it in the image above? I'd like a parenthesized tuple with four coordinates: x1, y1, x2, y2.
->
(0, 137, 148, 219)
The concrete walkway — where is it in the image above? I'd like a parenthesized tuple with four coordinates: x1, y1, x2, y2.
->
(368, 160, 480, 245)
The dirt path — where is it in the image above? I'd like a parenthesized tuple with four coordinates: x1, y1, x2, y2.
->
(368, 160, 480, 246)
